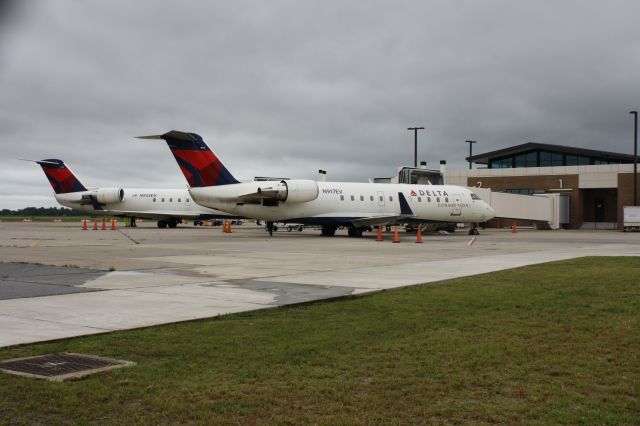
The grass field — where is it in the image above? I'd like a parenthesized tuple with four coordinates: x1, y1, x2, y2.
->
(0, 257, 638, 424)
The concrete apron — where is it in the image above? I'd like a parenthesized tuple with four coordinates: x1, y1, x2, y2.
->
(1, 242, 638, 348)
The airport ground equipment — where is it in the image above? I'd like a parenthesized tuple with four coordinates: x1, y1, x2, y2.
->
(623, 206, 640, 231)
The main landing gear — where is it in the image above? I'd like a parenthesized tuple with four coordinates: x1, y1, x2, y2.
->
(157, 218, 179, 229)
(347, 226, 363, 238)
(468, 223, 480, 235)
(321, 225, 337, 237)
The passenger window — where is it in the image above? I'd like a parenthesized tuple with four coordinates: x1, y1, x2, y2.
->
(161, 198, 165, 202)
(418, 197, 422, 202)
(427, 197, 431, 202)
(445, 197, 449, 203)
(178, 198, 181, 202)
(186, 198, 190, 202)
(153, 198, 156, 202)
(350, 195, 355, 201)
(379, 196, 383, 202)
(340, 195, 344, 201)
(389, 196, 393, 202)
(169, 198, 173, 202)
(370, 195, 374, 201)
(360, 195, 364, 201)
(437, 197, 440, 202)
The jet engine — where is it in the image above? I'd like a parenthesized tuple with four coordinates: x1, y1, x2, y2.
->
(95, 187, 124, 204)
(257, 180, 318, 203)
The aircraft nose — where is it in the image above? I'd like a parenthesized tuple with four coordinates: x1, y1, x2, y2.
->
(485, 203, 496, 220)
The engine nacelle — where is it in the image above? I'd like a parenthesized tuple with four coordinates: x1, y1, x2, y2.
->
(95, 187, 124, 204)
(256, 180, 319, 203)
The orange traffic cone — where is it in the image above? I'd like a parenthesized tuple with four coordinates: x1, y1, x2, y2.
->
(111, 219, 116, 230)
(222, 220, 228, 233)
(392, 225, 400, 243)
(82, 218, 88, 230)
(376, 225, 383, 241)
(101, 218, 106, 231)
(512, 221, 517, 234)
(227, 221, 232, 233)
(93, 220, 98, 230)
(415, 225, 423, 243)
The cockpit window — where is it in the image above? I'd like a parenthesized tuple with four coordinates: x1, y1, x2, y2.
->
(470, 193, 482, 201)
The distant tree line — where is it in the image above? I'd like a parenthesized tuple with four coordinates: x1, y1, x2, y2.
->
(0, 207, 85, 216)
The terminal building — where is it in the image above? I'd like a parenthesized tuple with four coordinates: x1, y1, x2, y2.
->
(443, 142, 639, 229)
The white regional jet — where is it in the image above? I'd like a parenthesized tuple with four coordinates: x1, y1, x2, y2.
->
(140, 131, 496, 237)
(27, 159, 233, 228)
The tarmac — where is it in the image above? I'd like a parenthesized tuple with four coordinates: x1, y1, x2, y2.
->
(0, 220, 638, 347)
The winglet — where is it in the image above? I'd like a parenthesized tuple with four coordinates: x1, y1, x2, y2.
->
(398, 192, 414, 216)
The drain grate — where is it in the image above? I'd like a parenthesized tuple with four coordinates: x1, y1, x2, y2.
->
(0, 352, 135, 381)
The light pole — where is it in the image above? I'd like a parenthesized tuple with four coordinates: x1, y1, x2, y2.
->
(631, 111, 638, 206)
(407, 127, 425, 168)
(466, 140, 477, 170)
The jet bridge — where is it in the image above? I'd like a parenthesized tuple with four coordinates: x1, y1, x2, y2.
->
(470, 187, 569, 229)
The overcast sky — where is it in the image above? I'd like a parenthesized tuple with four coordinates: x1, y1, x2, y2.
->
(1, 1, 639, 209)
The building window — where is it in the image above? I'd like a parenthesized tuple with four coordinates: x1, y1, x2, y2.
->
(594, 159, 609, 165)
(490, 157, 513, 168)
(506, 188, 534, 195)
(515, 152, 537, 168)
(538, 151, 564, 167)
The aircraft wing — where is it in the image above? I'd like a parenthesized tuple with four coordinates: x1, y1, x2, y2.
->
(349, 214, 414, 228)
(105, 210, 229, 220)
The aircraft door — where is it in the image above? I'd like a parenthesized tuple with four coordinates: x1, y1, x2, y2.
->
(451, 193, 462, 216)
(377, 191, 385, 207)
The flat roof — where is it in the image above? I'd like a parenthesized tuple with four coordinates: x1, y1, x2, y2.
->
(466, 142, 636, 164)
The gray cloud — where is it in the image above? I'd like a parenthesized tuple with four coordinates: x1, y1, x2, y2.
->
(1, 0, 640, 209)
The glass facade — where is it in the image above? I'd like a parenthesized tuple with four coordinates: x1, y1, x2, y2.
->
(490, 157, 513, 168)
(488, 150, 612, 169)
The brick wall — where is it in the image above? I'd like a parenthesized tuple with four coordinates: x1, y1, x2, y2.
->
(617, 173, 640, 229)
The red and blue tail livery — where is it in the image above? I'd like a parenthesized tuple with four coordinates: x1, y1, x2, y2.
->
(138, 131, 239, 187)
(36, 159, 87, 194)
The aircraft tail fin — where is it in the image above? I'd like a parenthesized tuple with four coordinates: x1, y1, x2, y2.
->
(137, 131, 239, 187)
(23, 159, 88, 194)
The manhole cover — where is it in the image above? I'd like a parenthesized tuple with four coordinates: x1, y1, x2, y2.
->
(0, 353, 135, 381)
